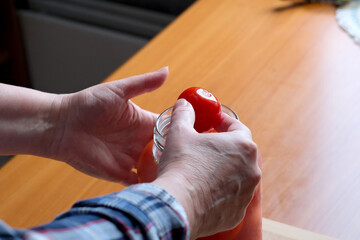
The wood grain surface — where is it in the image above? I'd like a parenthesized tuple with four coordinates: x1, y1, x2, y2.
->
(1, 0, 360, 239)
(262, 218, 336, 240)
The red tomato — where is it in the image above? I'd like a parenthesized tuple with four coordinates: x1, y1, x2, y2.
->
(137, 140, 158, 183)
(178, 87, 221, 132)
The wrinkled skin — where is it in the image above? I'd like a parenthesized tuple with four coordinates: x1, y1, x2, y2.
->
(153, 99, 262, 239)
(49, 68, 168, 184)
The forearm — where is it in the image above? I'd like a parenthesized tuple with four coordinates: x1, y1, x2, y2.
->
(153, 174, 200, 240)
(0, 83, 61, 157)
(0, 184, 189, 240)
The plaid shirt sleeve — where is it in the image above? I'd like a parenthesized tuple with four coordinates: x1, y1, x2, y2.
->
(0, 183, 189, 240)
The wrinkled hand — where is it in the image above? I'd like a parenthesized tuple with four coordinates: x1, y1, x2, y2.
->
(50, 68, 168, 184)
(153, 99, 261, 239)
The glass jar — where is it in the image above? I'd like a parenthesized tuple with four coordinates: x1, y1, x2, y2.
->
(153, 104, 239, 163)
(137, 105, 263, 240)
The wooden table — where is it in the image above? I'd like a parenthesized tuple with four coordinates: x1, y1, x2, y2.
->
(1, 0, 360, 239)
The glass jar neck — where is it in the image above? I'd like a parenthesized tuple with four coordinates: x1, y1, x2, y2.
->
(153, 106, 173, 163)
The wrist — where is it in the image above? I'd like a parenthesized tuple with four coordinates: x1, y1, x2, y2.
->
(18, 94, 62, 158)
(0, 84, 64, 158)
(153, 172, 203, 239)
(34, 94, 67, 160)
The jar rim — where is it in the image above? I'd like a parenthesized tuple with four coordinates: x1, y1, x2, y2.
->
(154, 106, 173, 152)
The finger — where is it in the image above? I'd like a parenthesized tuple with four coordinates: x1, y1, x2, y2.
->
(215, 112, 252, 137)
(121, 171, 139, 186)
(169, 99, 196, 131)
(129, 100, 159, 128)
(111, 169, 139, 185)
(117, 67, 169, 99)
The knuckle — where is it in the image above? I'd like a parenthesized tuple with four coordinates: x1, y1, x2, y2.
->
(243, 126, 253, 139)
(240, 139, 258, 160)
(250, 166, 262, 187)
(169, 122, 184, 133)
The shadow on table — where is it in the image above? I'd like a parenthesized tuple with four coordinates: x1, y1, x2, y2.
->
(0, 156, 12, 168)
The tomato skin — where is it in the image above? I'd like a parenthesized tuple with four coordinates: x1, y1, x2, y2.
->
(178, 87, 221, 133)
(137, 140, 158, 183)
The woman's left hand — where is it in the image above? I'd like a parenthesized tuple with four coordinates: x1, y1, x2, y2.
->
(50, 68, 168, 184)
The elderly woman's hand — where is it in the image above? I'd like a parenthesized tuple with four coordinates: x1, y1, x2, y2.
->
(153, 99, 261, 239)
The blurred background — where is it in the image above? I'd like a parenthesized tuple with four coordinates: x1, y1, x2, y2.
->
(0, 0, 195, 167)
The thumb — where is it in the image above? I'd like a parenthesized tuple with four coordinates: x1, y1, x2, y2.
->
(170, 99, 196, 132)
(120, 67, 169, 99)
(103, 67, 169, 100)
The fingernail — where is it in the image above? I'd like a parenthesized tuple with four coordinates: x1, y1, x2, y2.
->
(157, 66, 169, 72)
(177, 98, 189, 107)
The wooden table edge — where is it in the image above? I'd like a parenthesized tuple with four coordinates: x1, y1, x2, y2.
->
(263, 218, 337, 240)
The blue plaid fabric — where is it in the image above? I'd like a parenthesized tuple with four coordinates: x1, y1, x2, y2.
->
(0, 184, 189, 240)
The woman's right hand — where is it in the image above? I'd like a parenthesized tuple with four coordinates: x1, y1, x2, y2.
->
(153, 99, 262, 239)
